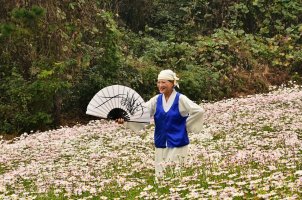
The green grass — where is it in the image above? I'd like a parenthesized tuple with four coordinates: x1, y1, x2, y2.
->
(261, 125, 276, 132)
(212, 131, 227, 140)
(0, 164, 7, 175)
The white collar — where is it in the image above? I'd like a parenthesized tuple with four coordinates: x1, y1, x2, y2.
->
(162, 89, 177, 112)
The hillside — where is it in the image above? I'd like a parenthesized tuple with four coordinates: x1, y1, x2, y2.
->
(0, 85, 301, 199)
(1, 1, 302, 134)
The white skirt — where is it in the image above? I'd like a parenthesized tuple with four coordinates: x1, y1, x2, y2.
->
(155, 145, 189, 177)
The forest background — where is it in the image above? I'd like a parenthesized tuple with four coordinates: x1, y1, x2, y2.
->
(0, 0, 301, 135)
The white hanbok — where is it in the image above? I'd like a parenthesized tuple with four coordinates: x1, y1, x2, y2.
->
(126, 89, 204, 177)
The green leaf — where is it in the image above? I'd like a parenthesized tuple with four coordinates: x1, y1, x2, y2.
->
(38, 70, 54, 79)
(298, 24, 302, 32)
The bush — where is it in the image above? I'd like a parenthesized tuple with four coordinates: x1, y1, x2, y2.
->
(179, 67, 224, 102)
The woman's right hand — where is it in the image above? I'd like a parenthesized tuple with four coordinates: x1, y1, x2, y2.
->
(115, 118, 125, 124)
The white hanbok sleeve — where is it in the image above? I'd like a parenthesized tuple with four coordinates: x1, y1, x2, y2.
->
(179, 95, 205, 133)
(124, 95, 158, 132)
(144, 95, 158, 117)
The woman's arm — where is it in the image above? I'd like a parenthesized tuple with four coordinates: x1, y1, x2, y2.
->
(179, 95, 205, 133)
(123, 95, 159, 132)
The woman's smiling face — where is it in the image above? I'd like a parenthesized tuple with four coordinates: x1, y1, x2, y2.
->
(157, 80, 174, 95)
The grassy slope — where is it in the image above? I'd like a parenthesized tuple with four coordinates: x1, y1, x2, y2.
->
(0, 85, 301, 199)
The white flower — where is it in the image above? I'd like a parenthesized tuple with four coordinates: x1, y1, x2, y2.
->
(294, 170, 302, 176)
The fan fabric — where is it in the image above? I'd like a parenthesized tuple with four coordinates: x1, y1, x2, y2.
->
(86, 85, 150, 123)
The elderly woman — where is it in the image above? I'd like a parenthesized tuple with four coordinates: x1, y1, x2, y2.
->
(118, 69, 204, 177)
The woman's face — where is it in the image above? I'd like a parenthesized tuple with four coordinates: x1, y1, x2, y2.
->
(157, 80, 174, 95)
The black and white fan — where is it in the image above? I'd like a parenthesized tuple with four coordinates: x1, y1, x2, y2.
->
(86, 85, 150, 123)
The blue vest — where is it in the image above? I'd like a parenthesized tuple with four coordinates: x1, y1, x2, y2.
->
(154, 92, 189, 148)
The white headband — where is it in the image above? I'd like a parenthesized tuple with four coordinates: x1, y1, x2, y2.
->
(158, 69, 180, 88)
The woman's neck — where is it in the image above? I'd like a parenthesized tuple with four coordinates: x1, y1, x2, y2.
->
(164, 90, 173, 102)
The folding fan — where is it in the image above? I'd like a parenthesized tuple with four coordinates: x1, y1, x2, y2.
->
(86, 85, 150, 123)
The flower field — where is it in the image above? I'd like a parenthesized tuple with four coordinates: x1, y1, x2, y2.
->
(1, 85, 302, 199)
